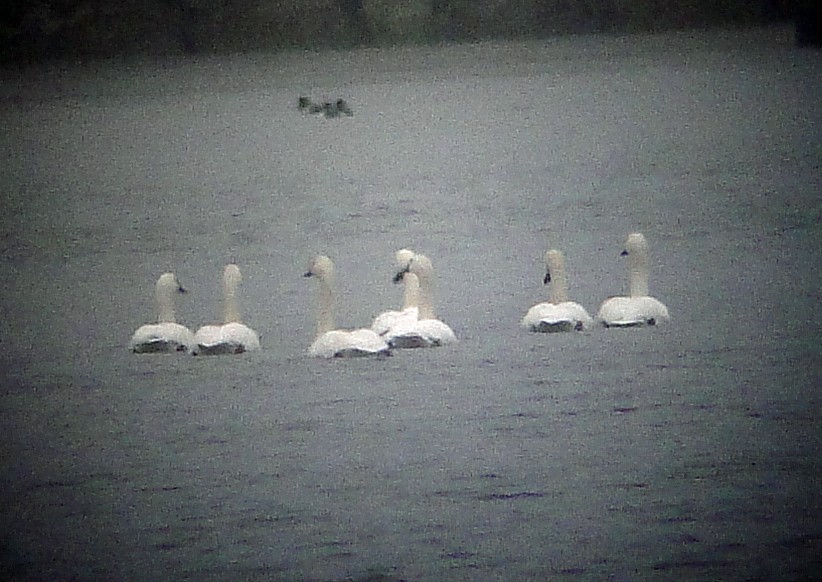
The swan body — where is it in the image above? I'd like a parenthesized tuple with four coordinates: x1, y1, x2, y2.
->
(387, 317, 456, 348)
(522, 250, 592, 332)
(309, 329, 391, 358)
(372, 301, 419, 338)
(305, 255, 390, 358)
(598, 233, 670, 327)
(523, 303, 592, 333)
(195, 264, 261, 355)
(597, 296, 670, 328)
(129, 273, 196, 354)
(391, 253, 457, 347)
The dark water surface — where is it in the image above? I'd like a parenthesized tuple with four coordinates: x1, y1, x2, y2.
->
(1, 26, 820, 580)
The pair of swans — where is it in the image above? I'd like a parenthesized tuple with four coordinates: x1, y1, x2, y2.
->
(376, 249, 457, 349)
(522, 233, 670, 332)
(304, 250, 457, 358)
(129, 264, 260, 355)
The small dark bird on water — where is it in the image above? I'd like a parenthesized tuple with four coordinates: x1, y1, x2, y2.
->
(298, 96, 353, 118)
(334, 98, 353, 116)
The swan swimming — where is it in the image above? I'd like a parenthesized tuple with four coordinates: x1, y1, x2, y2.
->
(597, 233, 671, 327)
(522, 250, 593, 332)
(304, 255, 391, 358)
(194, 264, 261, 355)
(129, 272, 196, 354)
(390, 253, 457, 347)
(371, 249, 420, 340)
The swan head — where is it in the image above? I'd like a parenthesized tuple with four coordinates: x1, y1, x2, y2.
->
(157, 272, 186, 294)
(394, 249, 434, 283)
(395, 249, 415, 269)
(620, 233, 648, 257)
(392, 249, 416, 284)
(305, 255, 334, 280)
(394, 253, 433, 283)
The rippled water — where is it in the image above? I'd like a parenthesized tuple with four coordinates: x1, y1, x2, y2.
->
(1, 26, 820, 580)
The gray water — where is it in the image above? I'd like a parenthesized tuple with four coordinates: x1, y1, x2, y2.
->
(1, 26, 820, 580)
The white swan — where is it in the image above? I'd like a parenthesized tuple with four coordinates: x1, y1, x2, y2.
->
(390, 253, 457, 347)
(129, 272, 196, 354)
(597, 233, 671, 327)
(195, 264, 261, 355)
(371, 249, 420, 338)
(522, 249, 592, 332)
(304, 255, 391, 358)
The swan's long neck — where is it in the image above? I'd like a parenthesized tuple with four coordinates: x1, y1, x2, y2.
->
(316, 275, 335, 336)
(402, 273, 420, 310)
(547, 254, 569, 304)
(223, 275, 241, 324)
(629, 248, 650, 297)
(156, 282, 176, 324)
(417, 273, 436, 320)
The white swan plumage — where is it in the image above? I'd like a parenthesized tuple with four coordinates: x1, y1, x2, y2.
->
(597, 233, 670, 327)
(390, 253, 457, 347)
(522, 249, 592, 332)
(195, 264, 261, 354)
(129, 272, 196, 353)
(305, 255, 390, 358)
(371, 249, 420, 338)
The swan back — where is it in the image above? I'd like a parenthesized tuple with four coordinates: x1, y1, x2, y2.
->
(309, 329, 390, 358)
(597, 296, 670, 327)
(371, 273, 420, 336)
(522, 302, 592, 332)
(217, 322, 261, 352)
(130, 323, 196, 353)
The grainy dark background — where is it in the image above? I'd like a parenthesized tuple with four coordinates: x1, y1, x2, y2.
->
(1, 22, 820, 580)
(0, 1, 805, 64)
